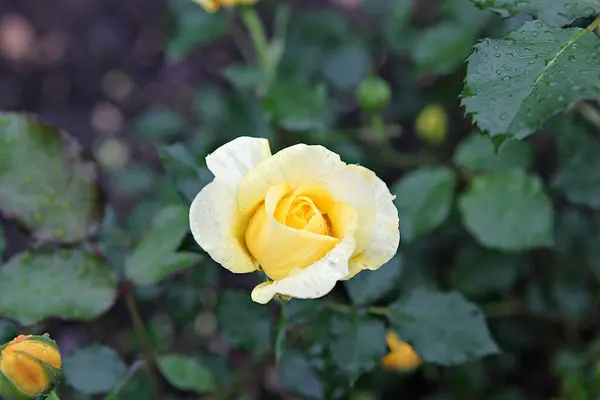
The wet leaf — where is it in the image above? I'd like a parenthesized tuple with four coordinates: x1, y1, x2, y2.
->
(158, 354, 217, 393)
(0, 249, 117, 324)
(462, 21, 600, 140)
(392, 167, 457, 242)
(459, 170, 554, 250)
(63, 345, 126, 395)
(387, 288, 500, 365)
(471, 0, 600, 26)
(125, 205, 202, 285)
(0, 113, 100, 243)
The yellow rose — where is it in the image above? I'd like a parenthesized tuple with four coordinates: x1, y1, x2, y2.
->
(189, 137, 400, 304)
(193, 0, 259, 12)
(415, 104, 448, 146)
(381, 330, 421, 372)
(0, 334, 62, 399)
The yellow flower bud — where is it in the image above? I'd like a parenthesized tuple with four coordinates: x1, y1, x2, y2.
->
(415, 104, 448, 146)
(381, 330, 421, 372)
(192, 0, 259, 12)
(0, 334, 62, 400)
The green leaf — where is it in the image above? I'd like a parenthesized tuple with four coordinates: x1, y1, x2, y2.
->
(450, 245, 527, 297)
(0, 319, 18, 344)
(216, 291, 274, 354)
(285, 299, 326, 324)
(329, 312, 387, 383)
(222, 65, 267, 91)
(166, 0, 229, 61)
(134, 106, 185, 141)
(392, 167, 457, 242)
(158, 354, 217, 393)
(262, 82, 333, 132)
(64, 345, 127, 395)
(322, 43, 371, 91)
(0, 249, 117, 324)
(453, 132, 533, 172)
(458, 170, 554, 251)
(279, 350, 325, 400)
(462, 21, 600, 140)
(387, 288, 500, 365)
(345, 254, 403, 306)
(471, 0, 600, 26)
(382, 1, 416, 53)
(0, 113, 100, 243)
(412, 23, 477, 74)
(125, 205, 202, 285)
(158, 143, 213, 203)
(553, 156, 600, 207)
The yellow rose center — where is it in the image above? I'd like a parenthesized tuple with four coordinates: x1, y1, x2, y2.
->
(244, 184, 340, 281)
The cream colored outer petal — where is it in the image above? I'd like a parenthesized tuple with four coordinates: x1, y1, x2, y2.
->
(346, 168, 399, 279)
(324, 165, 378, 254)
(237, 144, 345, 214)
(206, 137, 272, 193)
(189, 181, 257, 273)
(251, 204, 358, 304)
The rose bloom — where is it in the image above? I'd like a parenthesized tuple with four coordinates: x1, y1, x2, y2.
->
(193, 0, 259, 12)
(382, 330, 421, 372)
(0, 334, 62, 399)
(189, 137, 399, 304)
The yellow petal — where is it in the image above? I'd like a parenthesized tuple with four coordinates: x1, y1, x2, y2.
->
(245, 183, 339, 281)
(251, 202, 358, 304)
(0, 352, 48, 395)
(5, 340, 61, 370)
(206, 136, 271, 193)
(237, 144, 377, 251)
(385, 330, 406, 353)
(189, 181, 257, 273)
(381, 350, 421, 372)
(382, 331, 421, 371)
(346, 166, 399, 278)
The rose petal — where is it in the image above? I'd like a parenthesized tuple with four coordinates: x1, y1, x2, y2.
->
(346, 167, 400, 278)
(189, 181, 257, 273)
(206, 136, 271, 193)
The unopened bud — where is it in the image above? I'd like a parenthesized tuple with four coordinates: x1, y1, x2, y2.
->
(356, 75, 392, 112)
(0, 335, 62, 400)
(415, 104, 448, 146)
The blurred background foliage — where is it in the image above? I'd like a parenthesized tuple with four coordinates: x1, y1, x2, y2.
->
(1, 0, 600, 399)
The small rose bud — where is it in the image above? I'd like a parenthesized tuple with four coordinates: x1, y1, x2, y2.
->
(415, 104, 448, 146)
(356, 75, 392, 112)
(0, 334, 62, 400)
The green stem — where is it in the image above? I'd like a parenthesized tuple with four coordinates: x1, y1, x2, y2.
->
(370, 113, 388, 145)
(46, 391, 60, 400)
(367, 306, 389, 316)
(124, 290, 163, 400)
(370, 112, 437, 168)
(240, 7, 272, 79)
(586, 13, 600, 32)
